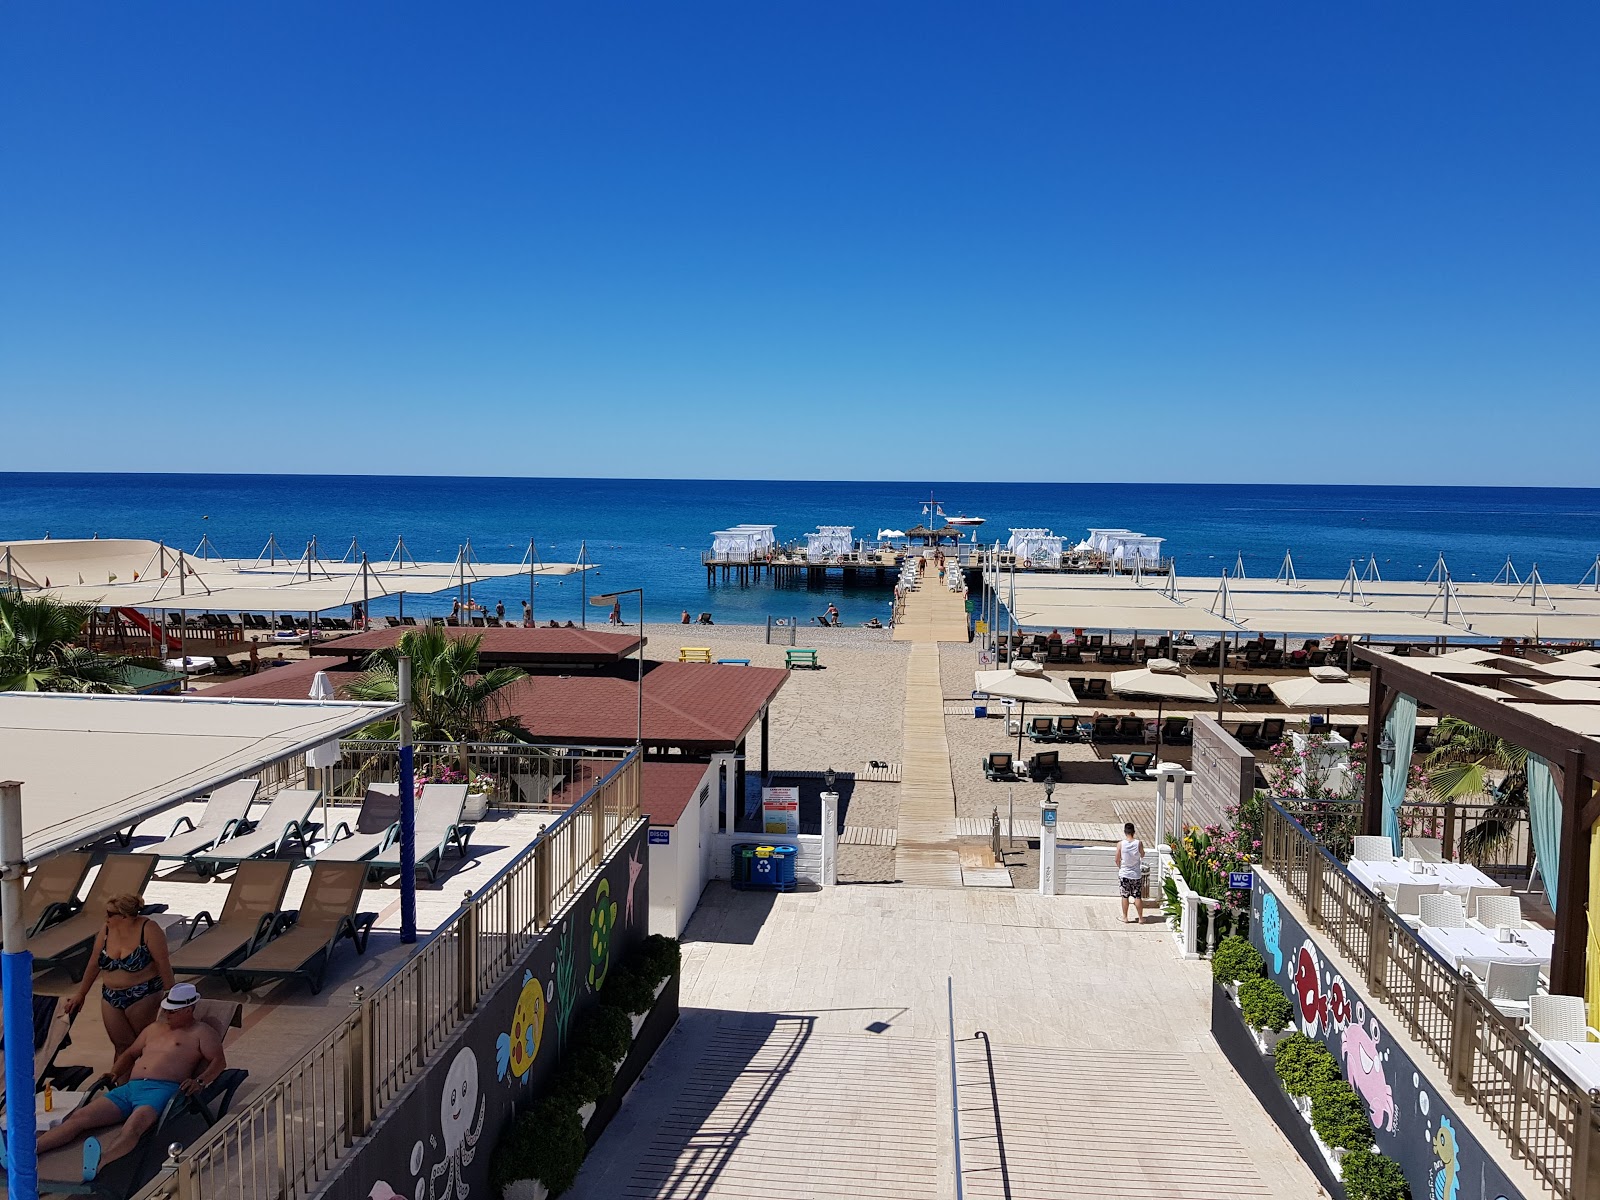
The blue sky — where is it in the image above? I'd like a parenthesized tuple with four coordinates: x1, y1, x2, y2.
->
(2, 4, 1596, 484)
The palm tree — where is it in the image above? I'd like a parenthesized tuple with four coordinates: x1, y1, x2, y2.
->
(343, 627, 531, 776)
(1424, 716, 1528, 860)
(0, 593, 131, 693)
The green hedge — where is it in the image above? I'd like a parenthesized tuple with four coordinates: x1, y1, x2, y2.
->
(1238, 976, 1293, 1032)
(1340, 1148, 1410, 1200)
(1271, 1033, 1340, 1097)
(490, 934, 680, 1196)
(1211, 936, 1265, 985)
(1310, 1080, 1375, 1152)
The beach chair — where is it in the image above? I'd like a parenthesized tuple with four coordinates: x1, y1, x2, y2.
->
(1028, 716, 1057, 743)
(1417, 893, 1466, 928)
(144, 780, 261, 861)
(361, 784, 473, 883)
(1403, 837, 1443, 863)
(1054, 716, 1078, 741)
(1351, 835, 1394, 862)
(17, 851, 93, 935)
(1066, 677, 1087, 696)
(1088, 635, 1103, 649)
(1027, 750, 1061, 782)
(1114, 645, 1135, 665)
(1476, 961, 1541, 1022)
(1160, 716, 1191, 745)
(1083, 679, 1109, 701)
(400, 616, 418, 626)
(225, 862, 377, 994)
(315, 785, 405, 868)
(384, 615, 402, 627)
(1116, 716, 1145, 742)
(983, 752, 1016, 781)
(1096, 645, 1119, 665)
(1091, 716, 1119, 742)
(1231, 721, 1262, 747)
(1114, 752, 1156, 781)
(1529, 995, 1600, 1045)
(1259, 718, 1286, 744)
(27, 854, 159, 979)
(191, 789, 321, 875)
(1263, 648, 1284, 668)
(168, 859, 296, 977)
(1473, 894, 1522, 929)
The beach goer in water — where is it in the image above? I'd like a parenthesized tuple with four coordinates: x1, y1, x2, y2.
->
(495, 600, 505, 623)
(1115, 823, 1145, 924)
(522, 601, 533, 627)
(28, 984, 224, 1183)
(65, 893, 176, 1058)
(609, 600, 622, 625)
(863, 617, 883, 629)
(826, 603, 840, 625)
(681, 610, 691, 624)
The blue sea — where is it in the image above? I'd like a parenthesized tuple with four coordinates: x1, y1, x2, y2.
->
(2, 475, 1597, 626)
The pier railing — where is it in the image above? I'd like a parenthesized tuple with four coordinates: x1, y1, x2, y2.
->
(133, 749, 642, 1200)
(1262, 799, 1598, 1200)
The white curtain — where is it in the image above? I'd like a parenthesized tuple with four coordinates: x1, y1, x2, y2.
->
(1381, 694, 1418, 854)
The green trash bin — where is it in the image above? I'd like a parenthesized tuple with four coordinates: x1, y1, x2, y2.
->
(732, 843, 757, 888)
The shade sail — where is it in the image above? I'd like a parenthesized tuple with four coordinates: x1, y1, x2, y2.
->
(1461, 613, 1600, 640)
(1108, 661, 1215, 702)
(0, 693, 398, 862)
(974, 670, 1078, 705)
(1270, 670, 1371, 709)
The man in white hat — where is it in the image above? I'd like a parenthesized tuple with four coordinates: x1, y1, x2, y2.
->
(20, 983, 226, 1180)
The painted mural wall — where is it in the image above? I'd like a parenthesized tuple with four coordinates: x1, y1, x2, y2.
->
(320, 823, 651, 1200)
(1250, 876, 1525, 1200)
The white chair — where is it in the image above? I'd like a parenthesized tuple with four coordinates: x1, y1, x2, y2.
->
(1464, 885, 1511, 919)
(1352, 835, 1394, 862)
(1529, 995, 1600, 1045)
(1477, 961, 1541, 1022)
(1403, 837, 1443, 863)
(1391, 881, 1442, 919)
(1473, 894, 1522, 929)
(1417, 893, 1466, 928)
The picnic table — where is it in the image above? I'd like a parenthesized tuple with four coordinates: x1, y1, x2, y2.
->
(1418, 925, 1551, 976)
(679, 647, 712, 663)
(1348, 857, 1499, 897)
(785, 648, 820, 669)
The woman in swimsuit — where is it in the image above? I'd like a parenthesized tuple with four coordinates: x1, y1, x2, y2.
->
(63, 892, 176, 1057)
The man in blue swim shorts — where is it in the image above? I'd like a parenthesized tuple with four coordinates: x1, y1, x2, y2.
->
(25, 983, 225, 1181)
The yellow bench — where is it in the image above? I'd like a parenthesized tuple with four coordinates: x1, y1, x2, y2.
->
(679, 647, 713, 663)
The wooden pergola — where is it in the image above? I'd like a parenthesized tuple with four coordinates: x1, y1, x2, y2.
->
(1357, 647, 1600, 995)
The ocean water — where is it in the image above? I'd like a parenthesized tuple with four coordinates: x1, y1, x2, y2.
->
(2, 474, 1598, 626)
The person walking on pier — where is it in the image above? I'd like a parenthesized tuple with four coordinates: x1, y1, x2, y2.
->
(1115, 823, 1146, 924)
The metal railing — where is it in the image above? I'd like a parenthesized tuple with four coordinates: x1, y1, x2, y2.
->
(1272, 797, 1535, 883)
(136, 749, 643, 1200)
(331, 740, 631, 810)
(1262, 800, 1599, 1200)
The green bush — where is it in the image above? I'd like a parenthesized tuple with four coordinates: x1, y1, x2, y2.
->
(1272, 1033, 1341, 1097)
(557, 1044, 617, 1105)
(1211, 935, 1266, 985)
(1341, 1148, 1410, 1200)
(489, 1093, 587, 1196)
(574, 1004, 633, 1063)
(1310, 1080, 1375, 1152)
(602, 964, 659, 1016)
(638, 934, 680, 986)
(1238, 977, 1293, 1032)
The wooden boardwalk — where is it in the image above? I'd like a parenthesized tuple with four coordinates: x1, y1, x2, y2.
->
(893, 580, 970, 886)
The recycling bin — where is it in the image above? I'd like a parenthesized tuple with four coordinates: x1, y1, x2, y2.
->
(750, 845, 778, 887)
(771, 844, 798, 890)
(731, 843, 757, 887)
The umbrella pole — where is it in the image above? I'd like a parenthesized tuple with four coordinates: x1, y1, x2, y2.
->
(1155, 699, 1164, 761)
(1016, 700, 1026, 760)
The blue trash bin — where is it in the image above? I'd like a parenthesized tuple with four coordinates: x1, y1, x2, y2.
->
(772, 844, 798, 891)
(750, 845, 779, 887)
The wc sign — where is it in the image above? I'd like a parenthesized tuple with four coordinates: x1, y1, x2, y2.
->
(1228, 871, 1254, 891)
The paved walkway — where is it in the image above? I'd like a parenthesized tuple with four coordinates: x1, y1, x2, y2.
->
(567, 884, 1319, 1200)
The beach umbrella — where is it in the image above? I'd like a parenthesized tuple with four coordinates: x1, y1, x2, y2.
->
(1269, 665, 1371, 718)
(1109, 658, 1214, 759)
(307, 671, 342, 835)
(975, 669, 1078, 756)
(877, 529, 907, 540)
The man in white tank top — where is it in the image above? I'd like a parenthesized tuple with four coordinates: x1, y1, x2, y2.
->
(1114, 822, 1145, 924)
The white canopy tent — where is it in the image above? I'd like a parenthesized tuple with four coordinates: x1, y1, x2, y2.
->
(804, 526, 854, 559)
(0, 692, 398, 863)
(1269, 667, 1371, 711)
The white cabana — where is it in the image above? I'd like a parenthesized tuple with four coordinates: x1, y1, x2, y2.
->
(710, 530, 760, 558)
(728, 524, 777, 552)
(804, 526, 854, 560)
(0, 692, 398, 863)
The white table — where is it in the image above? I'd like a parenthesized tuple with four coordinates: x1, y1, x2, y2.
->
(1468, 921, 1554, 961)
(1540, 1040, 1600, 1092)
(1349, 857, 1499, 897)
(0, 1090, 86, 1133)
(1418, 925, 1550, 975)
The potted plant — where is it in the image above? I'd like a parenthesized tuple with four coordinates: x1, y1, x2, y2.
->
(1211, 935, 1265, 1002)
(491, 1092, 586, 1200)
(1272, 1033, 1340, 1119)
(1340, 1148, 1411, 1200)
(1238, 977, 1293, 1054)
(1309, 1079, 1375, 1170)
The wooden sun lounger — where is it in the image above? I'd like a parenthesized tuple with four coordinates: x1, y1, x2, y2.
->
(361, 784, 473, 883)
(19, 851, 93, 936)
(225, 862, 376, 994)
(27, 854, 159, 979)
(191, 789, 320, 874)
(168, 860, 296, 977)
(314, 786, 402, 865)
(144, 779, 261, 861)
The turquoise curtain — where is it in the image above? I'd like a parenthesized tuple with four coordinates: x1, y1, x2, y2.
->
(1527, 752, 1561, 909)
(1382, 694, 1418, 854)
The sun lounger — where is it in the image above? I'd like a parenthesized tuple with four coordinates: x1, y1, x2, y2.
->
(1028, 716, 1058, 743)
(1259, 718, 1287, 744)
(983, 752, 1016, 781)
(144, 780, 261, 861)
(191, 789, 321, 874)
(1083, 679, 1108, 701)
(1091, 716, 1119, 742)
(226, 862, 376, 994)
(1055, 716, 1078, 741)
(1232, 721, 1262, 746)
(17, 851, 93, 935)
(1115, 752, 1156, 781)
(168, 860, 296, 977)
(1027, 751, 1061, 782)
(27, 854, 158, 979)
(361, 784, 473, 883)
(1159, 717, 1191, 744)
(315, 786, 402, 865)
(1116, 716, 1145, 741)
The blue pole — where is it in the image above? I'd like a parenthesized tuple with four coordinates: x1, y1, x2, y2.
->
(2, 781, 39, 1200)
(398, 658, 416, 943)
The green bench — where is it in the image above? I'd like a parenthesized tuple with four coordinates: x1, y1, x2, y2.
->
(785, 648, 820, 670)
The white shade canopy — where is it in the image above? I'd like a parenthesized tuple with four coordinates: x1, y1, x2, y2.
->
(0, 692, 398, 862)
(974, 670, 1078, 706)
(1108, 660, 1215, 702)
(1270, 667, 1371, 710)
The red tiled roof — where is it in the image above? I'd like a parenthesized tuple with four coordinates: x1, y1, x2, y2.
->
(310, 626, 642, 666)
(497, 662, 787, 750)
(642, 761, 713, 827)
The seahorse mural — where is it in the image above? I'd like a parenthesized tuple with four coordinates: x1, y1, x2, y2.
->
(1432, 1115, 1460, 1200)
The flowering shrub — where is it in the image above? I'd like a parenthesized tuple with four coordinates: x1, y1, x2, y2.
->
(1163, 826, 1254, 948)
(422, 763, 467, 785)
(471, 772, 498, 795)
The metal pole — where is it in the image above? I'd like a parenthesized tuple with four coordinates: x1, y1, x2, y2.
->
(528, 538, 536, 624)
(399, 657, 417, 944)
(2, 780, 40, 1200)
(361, 554, 370, 629)
(580, 541, 588, 627)
(947, 976, 964, 1200)
(637, 591, 645, 750)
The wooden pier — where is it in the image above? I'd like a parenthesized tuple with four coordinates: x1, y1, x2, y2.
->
(703, 551, 909, 586)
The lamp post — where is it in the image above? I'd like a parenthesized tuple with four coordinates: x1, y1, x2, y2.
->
(820, 767, 839, 886)
(590, 588, 646, 749)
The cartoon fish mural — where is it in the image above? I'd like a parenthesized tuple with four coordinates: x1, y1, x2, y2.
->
(1262, 893, 1284, 973)
(495, 970, 547, 1083)
(1294, 942, 1326, 1035)
(1327, 977, 1353, 1031)
(1432, 1115, 1460, 1200)
(1341, 1021, 1395, 1131)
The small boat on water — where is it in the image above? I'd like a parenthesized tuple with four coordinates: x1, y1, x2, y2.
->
(943, 513, 985, 527)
